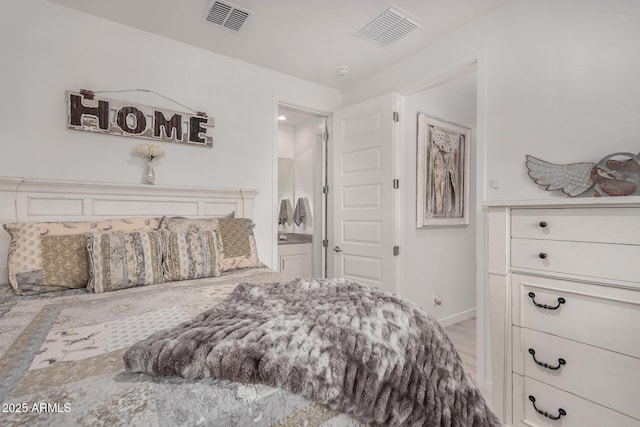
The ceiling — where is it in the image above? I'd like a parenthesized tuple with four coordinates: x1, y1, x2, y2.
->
(278, 68, 477, 128)
(47, 0, 507, 90)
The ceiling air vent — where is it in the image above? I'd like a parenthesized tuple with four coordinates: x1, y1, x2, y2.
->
(357, 6, 420, 47)
(204, 1, 252, 31)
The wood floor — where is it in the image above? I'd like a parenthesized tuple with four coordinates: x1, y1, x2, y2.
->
(444, 317, 476, 380)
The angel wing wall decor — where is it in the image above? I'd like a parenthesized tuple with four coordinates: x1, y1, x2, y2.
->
(525, 152, 640, 197)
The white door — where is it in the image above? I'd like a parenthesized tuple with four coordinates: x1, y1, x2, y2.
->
(331, 93, 399, 293)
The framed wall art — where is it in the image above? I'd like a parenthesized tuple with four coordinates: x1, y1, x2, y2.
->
(416, 113, 471, 227)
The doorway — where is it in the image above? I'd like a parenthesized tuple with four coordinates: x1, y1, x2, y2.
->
(401, 68, 478, 321)
(402, 65, 481, 381)
(276, 104, 328, 278)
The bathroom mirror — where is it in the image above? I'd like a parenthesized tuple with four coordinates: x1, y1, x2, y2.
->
(278, 157, 295, 228)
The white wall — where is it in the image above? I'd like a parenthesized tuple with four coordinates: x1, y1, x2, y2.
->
(344, 0, 640, 202)
(0, 0, 342, 269)
(343, 0, 640, 395)
(400, 82, 477, 324)
(278, 126, 295, 159)
(277, 125, 296, 234)
(278, 123, 296, 233)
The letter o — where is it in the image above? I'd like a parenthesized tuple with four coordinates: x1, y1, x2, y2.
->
(116, 107, 147, 134)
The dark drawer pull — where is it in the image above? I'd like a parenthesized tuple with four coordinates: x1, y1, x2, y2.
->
(528, 292, 565, 310)
(529, 395, 566, 420)
(528, 348, 566, 370)
(538, 221, 548, 228)
(538, 252, 548, 259)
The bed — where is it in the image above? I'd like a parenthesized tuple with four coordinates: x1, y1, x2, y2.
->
(0, 269, 364, 426)
(0, 178, 498, 426)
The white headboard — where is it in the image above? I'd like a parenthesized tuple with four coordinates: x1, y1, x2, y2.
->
(0, 177, 258, 286)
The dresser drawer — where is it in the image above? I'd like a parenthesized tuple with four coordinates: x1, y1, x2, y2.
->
(513, 326, 640, 419)
(512, 375, 640, 427)
(512, 274, 640, 358)
(511, 238, 640, 283)
(511, 207, 640, 244)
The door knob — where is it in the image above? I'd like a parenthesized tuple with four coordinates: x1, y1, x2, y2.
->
(333, 246, 342, 253)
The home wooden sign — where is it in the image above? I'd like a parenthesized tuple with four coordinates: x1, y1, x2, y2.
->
(66, 90, 214, 147)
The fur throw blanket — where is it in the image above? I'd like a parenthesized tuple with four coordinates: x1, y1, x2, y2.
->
(124, 278, 500, 426)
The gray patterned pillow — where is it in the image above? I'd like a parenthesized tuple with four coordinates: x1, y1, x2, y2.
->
(217, 218, 262, 272)
(86, 231, 164, 293)
(160, 212, 235, 233)
(163, 229, 221, 281)
(161, 217, 219, 233)
(3, 217, 161, 294)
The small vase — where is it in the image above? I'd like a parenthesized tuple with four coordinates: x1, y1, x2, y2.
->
(144, 160, 155, 185)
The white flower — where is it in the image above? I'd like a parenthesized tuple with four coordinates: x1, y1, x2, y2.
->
(133, 143, 165, 161)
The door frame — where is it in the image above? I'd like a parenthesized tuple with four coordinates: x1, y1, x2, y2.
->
(272, 100, 331, 278)
(401, 49, 489, 395)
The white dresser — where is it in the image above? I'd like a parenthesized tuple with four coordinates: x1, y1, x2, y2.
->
(487, 198, 640, 427)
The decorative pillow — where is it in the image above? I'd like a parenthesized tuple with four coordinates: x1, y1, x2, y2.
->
(86, 231, 164, 293)
(161, 217, 220, 233)
(163, 230, 221, 281)
(159, 211, 235, 233)
(161, 216, 262, 272)
(217, 218, 262, 272)
(3, 217, 161, 294)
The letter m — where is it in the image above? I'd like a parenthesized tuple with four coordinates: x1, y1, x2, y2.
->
(154, 111, 182, 140)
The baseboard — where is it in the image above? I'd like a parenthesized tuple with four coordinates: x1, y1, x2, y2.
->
(437, 307, 476, 327)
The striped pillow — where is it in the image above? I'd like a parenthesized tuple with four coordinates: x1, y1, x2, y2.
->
(163, 230, 221, 281)
(160, 217, 261, 273)
(3, 217, 161, 294)
(86, 231, 164, 293)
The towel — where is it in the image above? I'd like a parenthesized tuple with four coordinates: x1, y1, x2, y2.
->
(293, 197, 313, 227)
(279, 199, 293, 226)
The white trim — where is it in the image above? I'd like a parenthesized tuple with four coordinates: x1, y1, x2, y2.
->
(437, 307, 477, 327)
(395, 95, 406, 297)
(272, 94, 280, 272)
(277, 101, 331, 118)
(0, 176, 257, 201)
(485, 195, 640, 208)
(475, 48, 489, 398)
(392, 93, 402, 293)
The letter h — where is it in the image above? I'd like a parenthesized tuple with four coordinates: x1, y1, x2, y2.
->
(69, 93, 109, 130)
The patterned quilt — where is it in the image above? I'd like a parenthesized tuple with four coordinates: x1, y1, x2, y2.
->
(0, 268, 362, 427)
